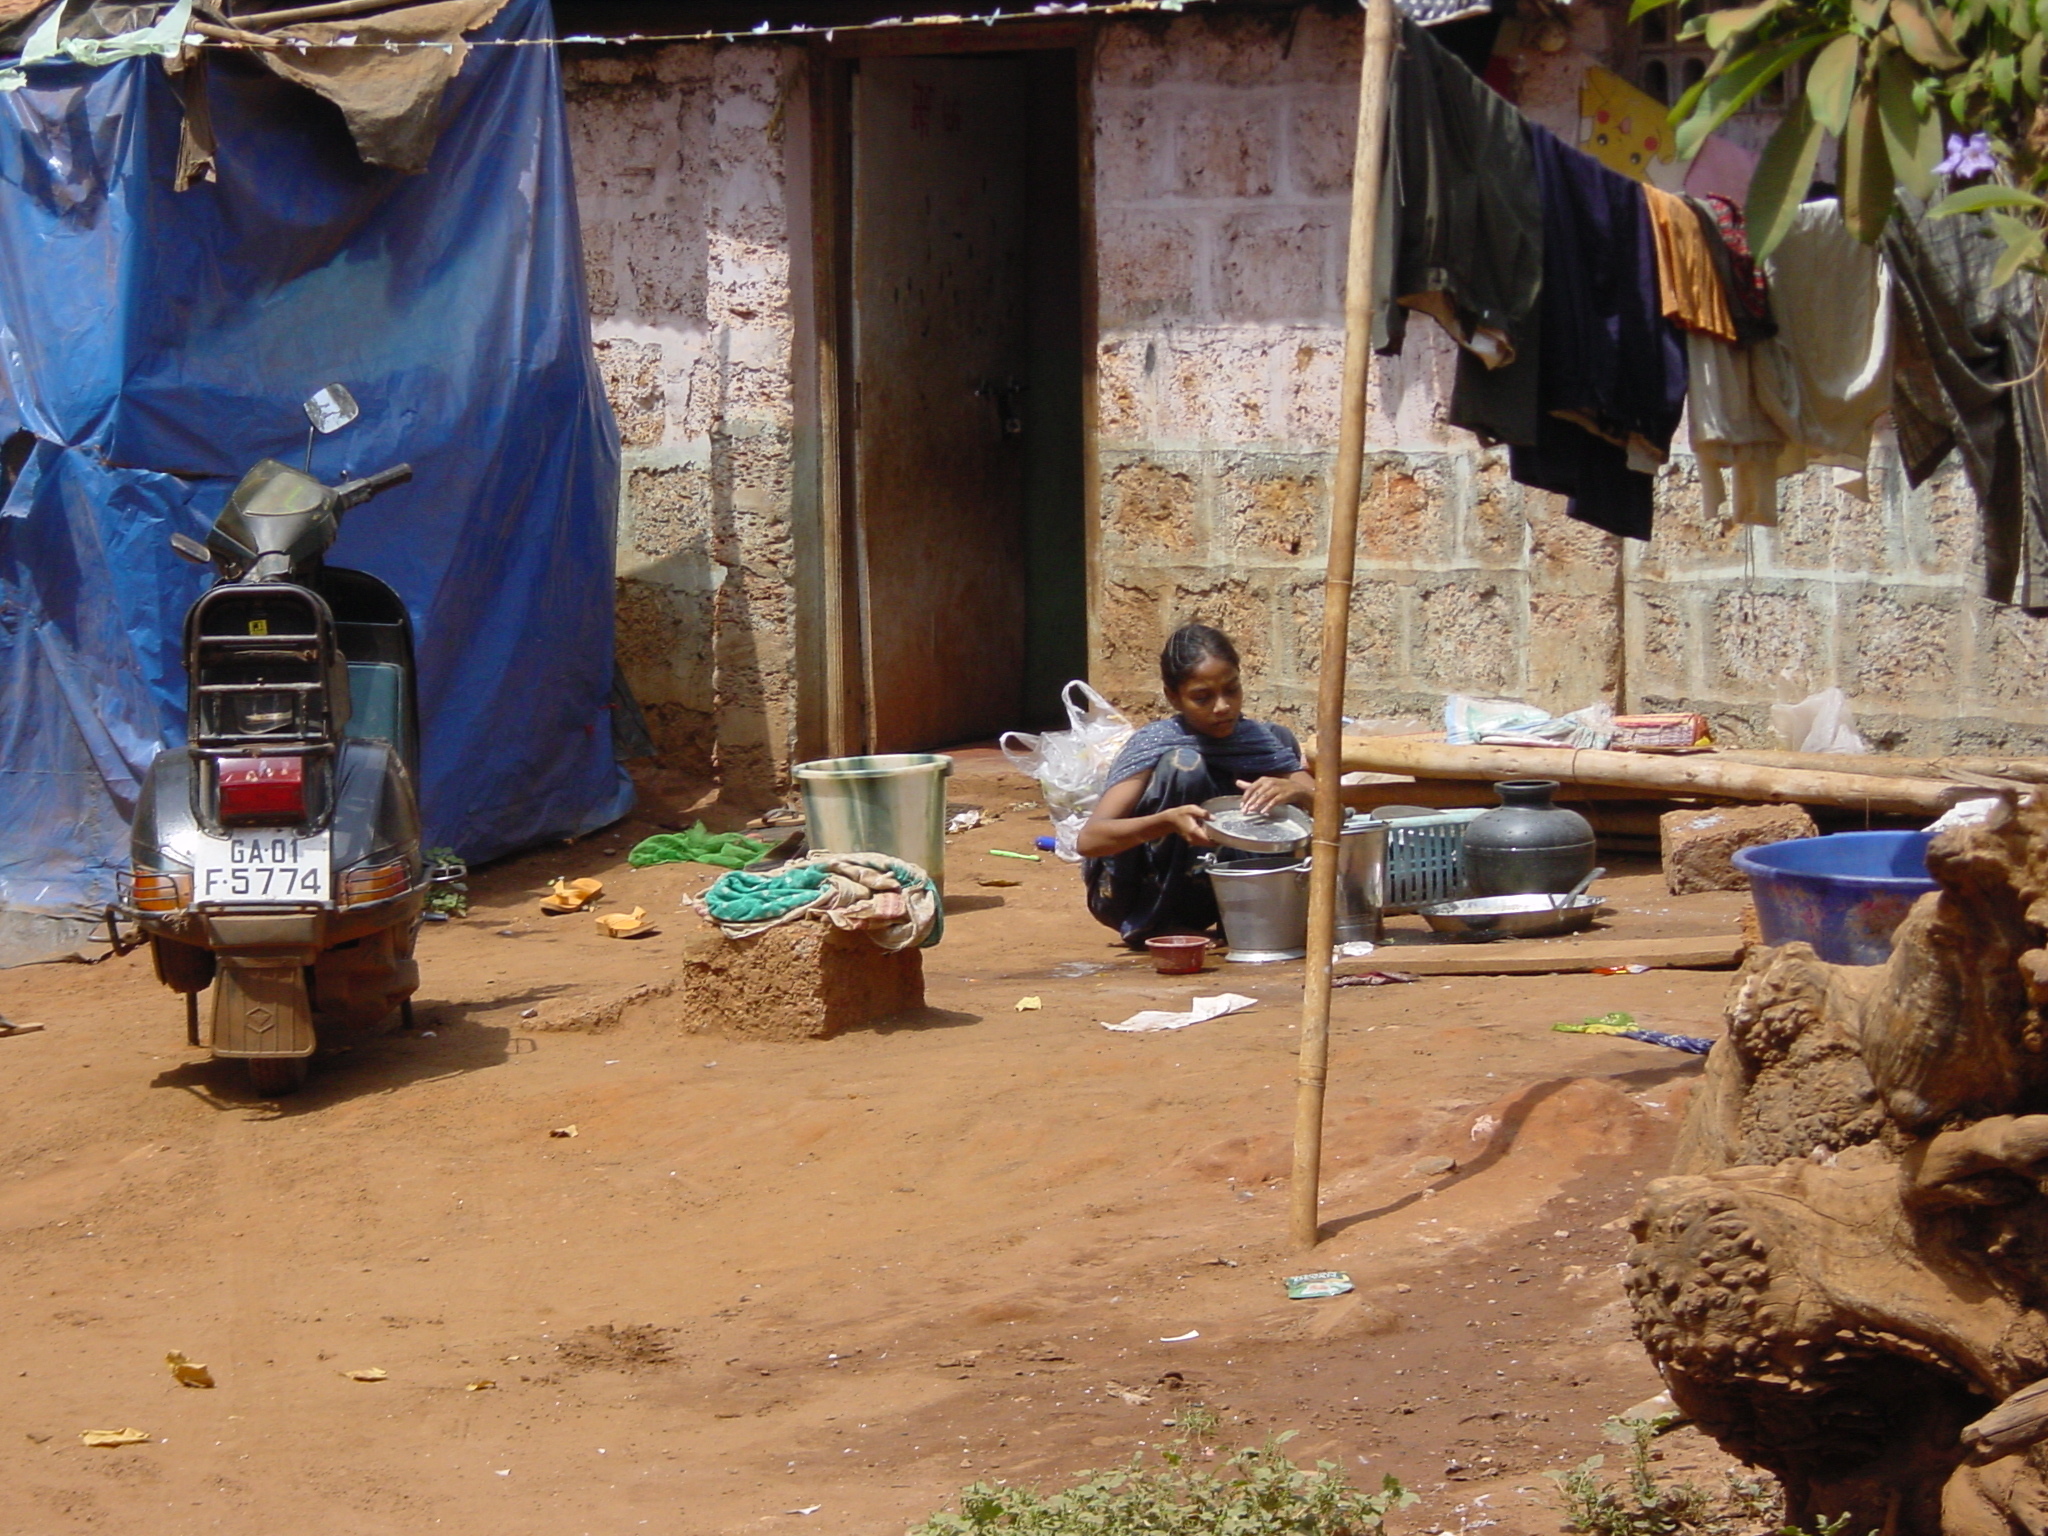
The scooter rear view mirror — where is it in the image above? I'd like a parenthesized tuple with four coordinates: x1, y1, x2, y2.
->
(303, 384, 359, 435)
(169, 532, 213, 565)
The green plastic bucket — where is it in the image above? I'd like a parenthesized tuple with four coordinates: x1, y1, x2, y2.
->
(792, 753, 955, 893)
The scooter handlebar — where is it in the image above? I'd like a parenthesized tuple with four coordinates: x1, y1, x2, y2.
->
(333, 463, 413, 511)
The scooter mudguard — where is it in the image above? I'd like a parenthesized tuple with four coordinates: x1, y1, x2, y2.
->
(210, 959, 316, 1059)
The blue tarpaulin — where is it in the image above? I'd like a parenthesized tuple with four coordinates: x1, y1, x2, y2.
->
(0, 0, 630, 961)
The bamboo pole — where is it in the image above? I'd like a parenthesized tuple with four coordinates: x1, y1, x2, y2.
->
(1324, 735, 2001, 816)
(1291, 0, 1397, 1253)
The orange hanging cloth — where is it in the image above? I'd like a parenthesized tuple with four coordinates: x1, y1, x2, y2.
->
(1643, 184, 1739, 343)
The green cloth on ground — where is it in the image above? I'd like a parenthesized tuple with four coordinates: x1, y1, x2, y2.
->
(628, 822, 769, 871)
(701, 863, 836, 923)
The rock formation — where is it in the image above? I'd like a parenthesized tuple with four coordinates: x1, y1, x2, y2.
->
(1629, 797, 2048, 1536)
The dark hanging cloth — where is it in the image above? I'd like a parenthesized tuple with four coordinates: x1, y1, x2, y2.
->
(1506, 126, 1688, 540)
(1372, 14, 1543, 445)
(1884, 194, 2048, 608)
(1686, 193, 1776, 347)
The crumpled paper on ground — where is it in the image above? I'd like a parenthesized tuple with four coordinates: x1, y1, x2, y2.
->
(1099, 993, 1258, 1033)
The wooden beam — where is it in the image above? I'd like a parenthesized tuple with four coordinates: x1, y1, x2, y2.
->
(1321, 735, 1998, 816)
(1346, 934, 1746, 978)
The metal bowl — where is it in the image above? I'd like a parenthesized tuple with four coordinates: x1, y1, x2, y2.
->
(1417, 892, 1608, 941)
(1200, 796, 1313, 855)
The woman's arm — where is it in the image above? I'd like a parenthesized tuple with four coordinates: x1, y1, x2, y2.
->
(1076, 772, 1216, 859)
(1236, 769, 1318, 817)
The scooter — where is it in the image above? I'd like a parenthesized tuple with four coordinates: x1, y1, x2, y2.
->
(119, 386, 429, 1095)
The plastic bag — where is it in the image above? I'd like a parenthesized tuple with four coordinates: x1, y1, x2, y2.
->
(1444, 696, 1615, 749)
(1000, 681, 1135, 863)
(1770, 687, 1868, 754)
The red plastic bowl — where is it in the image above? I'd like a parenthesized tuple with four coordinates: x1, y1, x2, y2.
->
(1145, 934, 1210, 974)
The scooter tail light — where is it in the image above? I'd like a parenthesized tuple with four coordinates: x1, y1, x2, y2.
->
(216, 755, 306, 824)
(341, 859, 410, 907)
(128, 870, 191, 912)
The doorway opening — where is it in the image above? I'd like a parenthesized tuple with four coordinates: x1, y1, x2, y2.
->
(841, 48, 1087, 752)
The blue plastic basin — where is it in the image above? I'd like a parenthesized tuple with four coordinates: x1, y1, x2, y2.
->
(1731, 831, 1937, 966)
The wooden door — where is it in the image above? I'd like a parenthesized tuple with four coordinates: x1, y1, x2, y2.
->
(850, 55, 1031, 751)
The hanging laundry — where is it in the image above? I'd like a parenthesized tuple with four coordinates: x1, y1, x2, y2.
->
(1506, 126, 1687, 541)
(1688, 200, 1890, 528)
(1373, 15, 1543, 446)
(1885, 193, 2048, 607)
(1643, 184, 1736, 342)
(1689, 194, 1774, 347)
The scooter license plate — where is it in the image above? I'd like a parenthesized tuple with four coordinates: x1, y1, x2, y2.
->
(191, 831, 332, 904)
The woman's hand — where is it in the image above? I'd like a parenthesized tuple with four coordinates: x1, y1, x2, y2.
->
(1236, 775, 1309, 817)
(1157, 803, 1215, 846)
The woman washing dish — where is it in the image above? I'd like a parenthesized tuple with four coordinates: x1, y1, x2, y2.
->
(1078, 623, 1315, 949)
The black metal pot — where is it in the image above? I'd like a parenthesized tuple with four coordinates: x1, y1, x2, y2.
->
(1461, 779, 1595, 897)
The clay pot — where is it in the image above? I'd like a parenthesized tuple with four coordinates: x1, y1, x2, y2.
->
(1461, 780, 1595, 897)
(1145, 934, 1210, 974)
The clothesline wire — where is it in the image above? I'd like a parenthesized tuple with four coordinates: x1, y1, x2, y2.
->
(27, 0, 1198, 54)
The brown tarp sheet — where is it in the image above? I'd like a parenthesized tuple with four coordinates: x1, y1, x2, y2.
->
(250, 0, 507, 173)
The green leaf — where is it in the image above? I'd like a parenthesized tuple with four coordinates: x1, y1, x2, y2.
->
(1994, 50, 2019, 101)
(1805, 34, 1863, 132)
(1930, 183, 2048, 214)
(1841, 75, 1896, 241)
(1674, 29, 1834, 158)
(1853, 0, 1887, 26)
(1747, 95, 1827, 258)
(2015, 0, 2039, 39)
(2025, 31, 2045, 95)
(1703, 0, 1784, 47)
(1628, 0, 1679, 18)
(1889, 0, 1968, 67)
(1987, 210, 2044, 285)
(1876, 47, 1942, 197)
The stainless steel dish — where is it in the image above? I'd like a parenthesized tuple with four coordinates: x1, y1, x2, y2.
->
(1199, 796, 1312, 855)
(1416, 892, 1608, 940)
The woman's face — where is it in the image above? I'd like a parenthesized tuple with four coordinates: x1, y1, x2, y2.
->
(1167, 654, 1242, 739)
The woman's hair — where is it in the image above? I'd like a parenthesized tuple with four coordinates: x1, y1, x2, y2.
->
(1159, 623, 1239, 692)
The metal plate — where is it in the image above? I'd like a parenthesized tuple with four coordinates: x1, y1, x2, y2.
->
(191, 830, 331, 905)
(1417, 892, 1605, 940)
(1200, 797, 1313, 854)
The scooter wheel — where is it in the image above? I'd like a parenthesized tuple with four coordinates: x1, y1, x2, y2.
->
(246, 1056, 310, 1097)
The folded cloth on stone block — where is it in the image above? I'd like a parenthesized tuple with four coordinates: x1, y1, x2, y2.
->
(693, 852, 941, 951)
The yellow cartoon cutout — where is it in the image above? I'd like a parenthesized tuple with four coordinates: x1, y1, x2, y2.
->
(1580, 66, 1673, 180)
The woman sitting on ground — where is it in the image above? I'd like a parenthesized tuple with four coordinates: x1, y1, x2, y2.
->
(1077, 623, 1316, 950)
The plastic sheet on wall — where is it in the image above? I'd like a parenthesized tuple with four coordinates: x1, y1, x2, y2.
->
(0, 0, 630, 963)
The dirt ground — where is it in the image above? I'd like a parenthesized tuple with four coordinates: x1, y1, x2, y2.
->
(0, 752, 1760, 1536)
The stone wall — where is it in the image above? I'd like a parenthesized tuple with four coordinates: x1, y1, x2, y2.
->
(559, 12, 2048, 793)
(1090, 9, 1623, 732)
(565, 43, 804, 797)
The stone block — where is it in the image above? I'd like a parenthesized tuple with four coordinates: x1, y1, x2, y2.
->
(595, 338, 667, 448)
(1173, 101, 1275, 199)
(1097, 210, 1201, 328)
(1096, 337, 1151, 442)
(1411, 576, 1519, 694)
(1173, 575, 1272, 680)
(1285, 334, 1344, 442)
(1707, 586, 1825, 690)
(675, 921, 925, 1040)
(625, 463, 712, 561)
(1163, 329, 1273, 442)
(1525, 588, 1619, 712)
(1660, 804, 1818, 895)
(1104, 454, 1201, 556)
(1095, 20, 1173, 88)
(1219, 454, 1324, 561)
(1358, 453, 1454, 565)
(1848, 589, 1956, 703)
(1627, 585, 1696, 695)
(1215, 211, 1334, 324)
(1094, 98, 1168, 204)
(1287, 91, 1356, 197)
(1174, 11, 1293, 85)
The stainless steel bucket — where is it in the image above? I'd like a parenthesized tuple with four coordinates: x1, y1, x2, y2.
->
(1337, 815, 1388, 945)
(1203, 854, 1310, 962)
